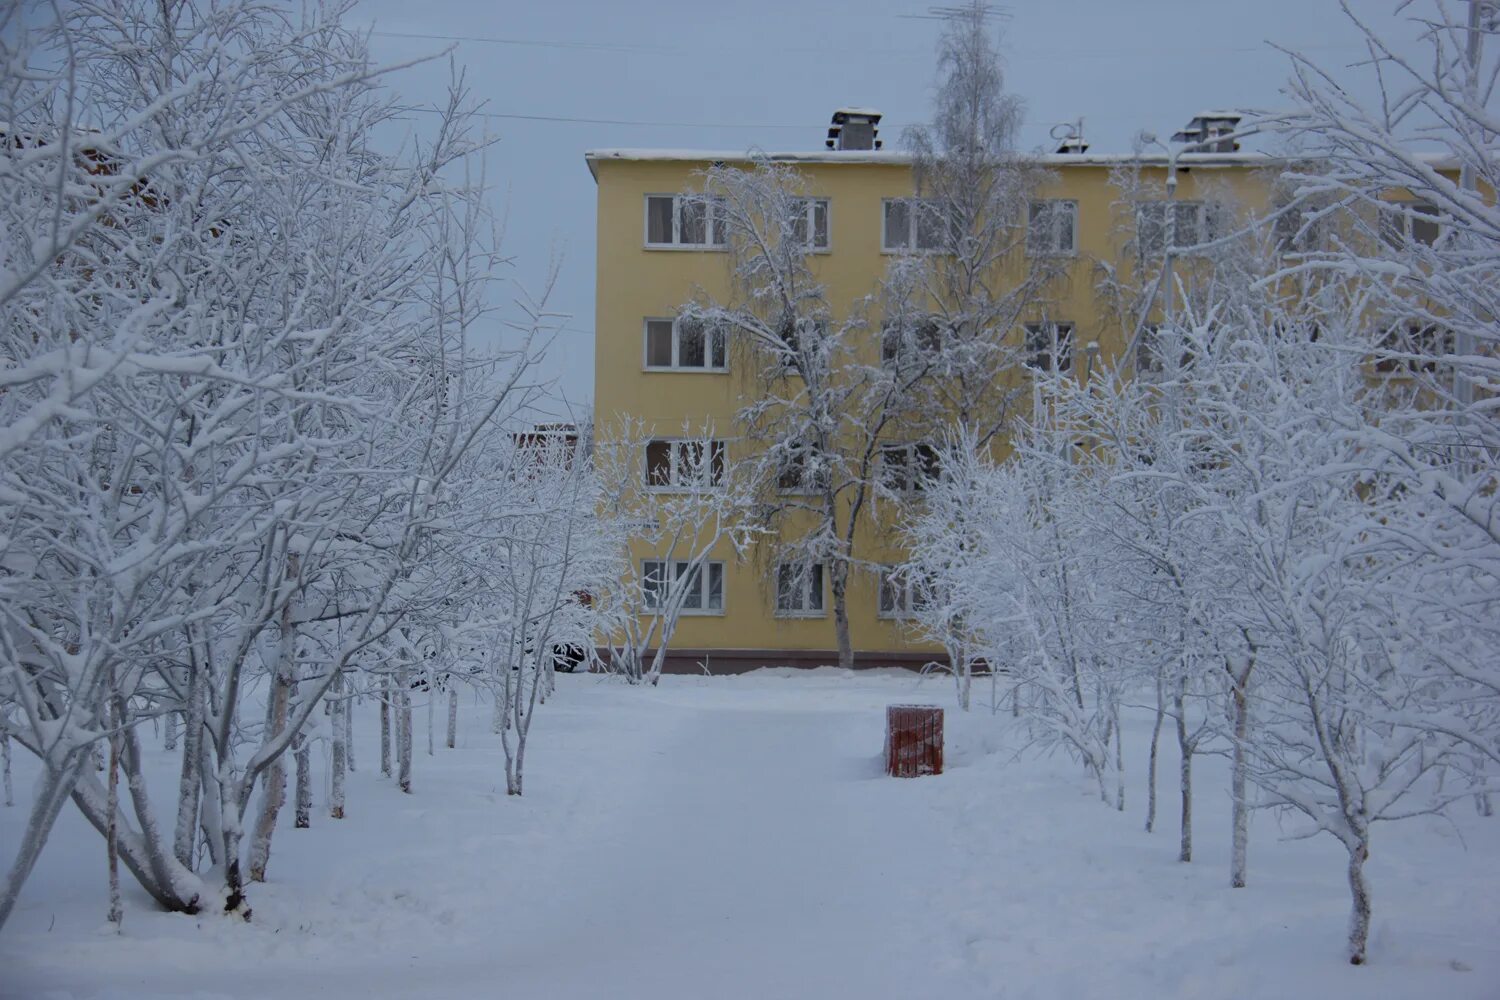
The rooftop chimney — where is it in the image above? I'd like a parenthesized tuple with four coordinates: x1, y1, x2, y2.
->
(826, 108, 883, 151)
(1171, 111, 1242, 153)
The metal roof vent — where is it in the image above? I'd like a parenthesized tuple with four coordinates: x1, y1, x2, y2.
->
(826, 108, 883, 151)
(1172, 111, 1242, 152)
(1050, 119, 1089, 155)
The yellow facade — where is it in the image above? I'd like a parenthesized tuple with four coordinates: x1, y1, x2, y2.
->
(587, 148, 1279, 669)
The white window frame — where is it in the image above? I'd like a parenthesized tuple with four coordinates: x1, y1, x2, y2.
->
(1023, 321, 1076, 373)
(644, 438, 726, 492)
(880, 317, 947, 366)
(1379, 200, 1442, 248)
(880, 441, 941, 496)
(774, 562, 826, 618)
(881, 197, 949, 253)
(775, 446, 828, 495)
(641, 559, 725, 616)
(789, 197, 832, 252)
(877, 565, 929, 620)
(1135, 200, 1226, 256)
(642, 316, 728, 372)
(1027, 200, 1078, 256)
(643, 193, 728, 250)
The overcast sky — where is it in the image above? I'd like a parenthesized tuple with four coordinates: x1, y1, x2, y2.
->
(348, 0, 1427, 414)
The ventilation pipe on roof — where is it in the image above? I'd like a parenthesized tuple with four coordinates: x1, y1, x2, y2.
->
(1172, 111, 1242, 152)
(826, 108, 883, 151)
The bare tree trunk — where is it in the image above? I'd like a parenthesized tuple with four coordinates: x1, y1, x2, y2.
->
(397, 659, 412, 795)
(1228, 649, 1254, 888)
(1145, 670, 1164, 833)
(380, 675, 392, 776)
(247, 659, 293, 883)
(426, 673, 434, 756)
(1346, 837, 1372, 965)
(1, 729, 12, 807)
(106, 705, 123, 929)
(330, 673, 346, 819)
(831, 566, 854, 670)
(164, 710, 178, 752)
(293, 732, 311, 829)
(492, 688, 504, 734)
(446, 685, 457, 749)
(343, 685, 356, 773)
(1113, 701, 1125, 813)
(173, 664, 203, 868)
(1175, 675, 1192, 863)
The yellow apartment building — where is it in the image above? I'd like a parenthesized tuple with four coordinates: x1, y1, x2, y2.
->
(584, 110, 1402, 673)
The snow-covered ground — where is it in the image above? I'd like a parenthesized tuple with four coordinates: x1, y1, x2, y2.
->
(2, 669, 1496, 999)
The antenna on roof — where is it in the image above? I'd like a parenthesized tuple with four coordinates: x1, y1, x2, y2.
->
(1049, 118, 1088, 155)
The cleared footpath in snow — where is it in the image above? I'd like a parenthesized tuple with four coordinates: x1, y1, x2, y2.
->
(2, 669, 1497, 999)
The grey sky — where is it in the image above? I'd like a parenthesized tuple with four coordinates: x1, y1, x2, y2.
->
(351, 0, 1424, 415)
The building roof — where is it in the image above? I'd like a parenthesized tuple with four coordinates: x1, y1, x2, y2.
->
(583, 147, 1284, 181)
(583, 146, 1460, 182)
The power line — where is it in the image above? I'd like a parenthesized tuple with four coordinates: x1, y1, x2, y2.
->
(391, 104, 853, 131)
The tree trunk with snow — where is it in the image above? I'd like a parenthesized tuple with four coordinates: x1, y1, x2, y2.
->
(330, 673, 346, 819)
(447, 686, 458, 749)
(247, 631, 295, 883)
(1, 730, 11, 807)
(293, 732, 310, 829)
(1146, 670, 1164, 833)
(381, 676, 392, 776)
(397, 660, 412, 795)
(173, 663, 204, 868)
(106, 707, 123, 928)
(1228, 649, 1253, 888)
(1175, 675, 1192, 863)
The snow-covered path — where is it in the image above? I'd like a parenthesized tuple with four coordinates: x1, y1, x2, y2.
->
(498, 702, 982, 998)
(3, 670, 1497, 1000)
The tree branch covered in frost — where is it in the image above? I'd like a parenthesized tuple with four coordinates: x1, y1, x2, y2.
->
(0, 0, 596, 930)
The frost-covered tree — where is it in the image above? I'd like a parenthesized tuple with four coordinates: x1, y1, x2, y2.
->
(892, 1, 1061, 451)
(689, 160, 930, 670)
(0, 0, 558, 928)
(597, 420, 760, 685)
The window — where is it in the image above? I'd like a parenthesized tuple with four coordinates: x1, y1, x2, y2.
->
(642, 560, 724, 614)
(774, 317, 826, 371)
(1024, 321, 1075, 373)
(775, 562, 825, 616)
(1273, 203, 1325, 252)
(881, 318, 945, 365)
(883, 198, 949, 251)
(644, 317, 727, 371)
(881, 442, 941, 495)
(1028, 200, 1078, 255)
(1134, 324, 1163, 375)
(645, 194, 727, 248)
(878, 566, 931, 619)
(1135, 201, 1226, 256)
(1375, 322, 1452, 374)
(645, 439, 726, 489)
(789, 198, 830, 250)
(1379, 201, 1441, 248)
(776, 446, 828, 493)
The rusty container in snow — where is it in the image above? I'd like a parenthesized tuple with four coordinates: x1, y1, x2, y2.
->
(884, 704, 944, 777)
